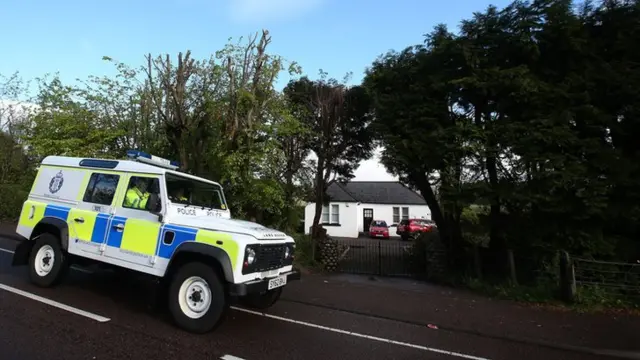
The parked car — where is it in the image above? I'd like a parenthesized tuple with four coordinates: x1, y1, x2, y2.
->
(368, 220, 390, 239)
(396, 218, 436, 241)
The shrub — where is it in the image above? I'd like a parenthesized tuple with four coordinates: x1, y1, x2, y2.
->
(292, 233, 320, 269)
(0, 183, 28, 221)
(409, 231, 447, 280)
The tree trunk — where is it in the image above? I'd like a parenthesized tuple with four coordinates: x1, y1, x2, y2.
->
(312, 156, 325, 227)
(415, 172, 463, 268)
(283, 167, 295, 230)
(310, 157, 326, 261)
(481, 108, 506, 278)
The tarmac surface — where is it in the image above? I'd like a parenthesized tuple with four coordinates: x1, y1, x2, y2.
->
(0, 232, 636, 360)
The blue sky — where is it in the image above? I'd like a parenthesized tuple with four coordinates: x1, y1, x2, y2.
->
(1, 0, 511, 91)
(1, 0, 511, 181)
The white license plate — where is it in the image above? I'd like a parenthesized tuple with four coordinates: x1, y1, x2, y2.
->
(268, 275, 287, 290)
(376, 234, 383, 237)
(261, 270, 278, 278)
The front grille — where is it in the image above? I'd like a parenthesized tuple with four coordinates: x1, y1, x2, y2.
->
(254, 244, 287, 272)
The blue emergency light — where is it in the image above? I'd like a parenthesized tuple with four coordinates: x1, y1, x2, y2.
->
(126, 150, 180, 170)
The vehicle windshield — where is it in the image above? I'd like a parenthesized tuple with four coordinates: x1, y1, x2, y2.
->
(412, 219, 433, 226)
(166, 173, 227, 210)
(371, 220, 388, 227)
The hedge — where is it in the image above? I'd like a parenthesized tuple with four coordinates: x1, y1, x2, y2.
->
(0, 183, 28, 221)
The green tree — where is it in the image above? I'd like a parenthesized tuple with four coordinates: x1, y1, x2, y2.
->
(284, 74, 375, 242)
(22, 75, 122, 160)
(365, 0, 640, 278)
(363, 27, 470, 266)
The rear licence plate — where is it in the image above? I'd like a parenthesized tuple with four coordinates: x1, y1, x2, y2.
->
(268, 275, 287, 290)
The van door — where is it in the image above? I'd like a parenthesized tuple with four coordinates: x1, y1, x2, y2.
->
(68, 171, 122, 256)
(103, 174, 165, 269)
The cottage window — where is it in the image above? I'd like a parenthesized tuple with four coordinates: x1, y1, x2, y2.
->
(331, 204, 340, 223)
(401, 207, 409, 220)
(393, 207, 400, 223)
(321, 204, 340, 224)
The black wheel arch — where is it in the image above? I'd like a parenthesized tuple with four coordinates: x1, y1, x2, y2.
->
(165, 242, 235, 283)
(12, 217, 69, 266)
(32, 217, 69, 249)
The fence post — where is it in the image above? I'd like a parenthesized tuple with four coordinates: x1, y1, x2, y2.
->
(377, 241, 382, 275)
(425, 242, 430, 279)
(473, 245, 483, 280)
(507, 249, 518, 285)
(559, 251, 576, 303)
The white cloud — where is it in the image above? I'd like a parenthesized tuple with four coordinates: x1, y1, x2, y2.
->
(228, 0, 324, 23)
(306, 146, 398, 182)
(0, 100, 37, 132)
(352, 147, 398, 181)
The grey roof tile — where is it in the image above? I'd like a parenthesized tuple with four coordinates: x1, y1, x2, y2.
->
(326, 181, 426, 205)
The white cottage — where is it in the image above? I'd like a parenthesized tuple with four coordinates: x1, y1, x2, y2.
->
(304, 181, 432, 238)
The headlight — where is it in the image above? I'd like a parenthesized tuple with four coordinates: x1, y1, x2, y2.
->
(284, 247, 290, 258)
(246, 247, 256, 264)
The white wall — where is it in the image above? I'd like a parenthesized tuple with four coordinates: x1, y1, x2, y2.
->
(304, 202, 431, 238)
(355, 203, 431, 233)
(304, 202, 359, 238)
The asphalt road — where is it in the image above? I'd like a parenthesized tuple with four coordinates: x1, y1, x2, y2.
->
(0, 236, 617, 360)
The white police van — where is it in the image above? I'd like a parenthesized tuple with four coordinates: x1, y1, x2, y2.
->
(11, 150, 300, 333)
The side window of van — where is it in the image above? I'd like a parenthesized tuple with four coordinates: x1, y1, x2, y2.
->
(123, 176, 161, 211)
(83, 173, 120, 205)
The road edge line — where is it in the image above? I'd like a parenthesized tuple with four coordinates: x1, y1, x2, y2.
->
(0, 283, 111, 322)
(278, 298, 640, 360)
(229, 305, 490, 360)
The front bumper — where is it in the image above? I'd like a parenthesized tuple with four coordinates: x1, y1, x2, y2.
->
(369, 232, 389, 238)
(229, 269, 301, 296)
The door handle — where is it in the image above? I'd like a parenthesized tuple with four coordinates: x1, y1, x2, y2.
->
(113, 223, 125, 232)
(74, 217, 84, 223)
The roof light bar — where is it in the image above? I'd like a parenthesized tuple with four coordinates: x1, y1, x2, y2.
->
(126, 150, 180, 170)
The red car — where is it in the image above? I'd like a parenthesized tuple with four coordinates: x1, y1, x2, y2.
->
(396, 218, 436, 241)
(368, 220, 390, 239)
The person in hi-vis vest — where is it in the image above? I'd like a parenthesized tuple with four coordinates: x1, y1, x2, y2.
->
(124, 177, 150, 209)
(170, 187, 188, 203)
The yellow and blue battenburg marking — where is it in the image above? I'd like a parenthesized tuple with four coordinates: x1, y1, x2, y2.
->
(20, 203, 238, 268)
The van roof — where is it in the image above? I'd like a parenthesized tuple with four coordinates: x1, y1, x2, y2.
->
(41, 155, 221, 186)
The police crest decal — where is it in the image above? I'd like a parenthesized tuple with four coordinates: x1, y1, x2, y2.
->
(49, 171, 64, 194)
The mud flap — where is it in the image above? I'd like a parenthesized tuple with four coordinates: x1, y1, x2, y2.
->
(11, 240, 34, 266)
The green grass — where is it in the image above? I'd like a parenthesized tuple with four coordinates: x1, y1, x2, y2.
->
(463, 277, 640, 314)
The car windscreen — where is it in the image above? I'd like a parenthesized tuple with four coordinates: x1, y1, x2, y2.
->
(412, 220, 433, 226)
(166, 173, 227, 210)
(371, 220, 387, 227)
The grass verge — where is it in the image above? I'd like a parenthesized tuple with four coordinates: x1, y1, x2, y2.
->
(464, 277, 640, 315)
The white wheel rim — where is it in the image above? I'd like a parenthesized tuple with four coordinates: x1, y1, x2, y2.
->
(34, 245, 55, 277)
(178, 276, 212, 319)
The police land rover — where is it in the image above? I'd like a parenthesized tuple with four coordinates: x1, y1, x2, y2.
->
(10, 150, 300, 333)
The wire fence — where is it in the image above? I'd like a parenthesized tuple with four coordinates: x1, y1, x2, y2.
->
(573, 256, 640, 299)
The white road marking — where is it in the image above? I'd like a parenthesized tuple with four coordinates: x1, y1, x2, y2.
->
(230, 306, 491, 360)
(0, 247, 93, 274)
(1, 244, 486, 359)
(0, 283, 111, 322)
